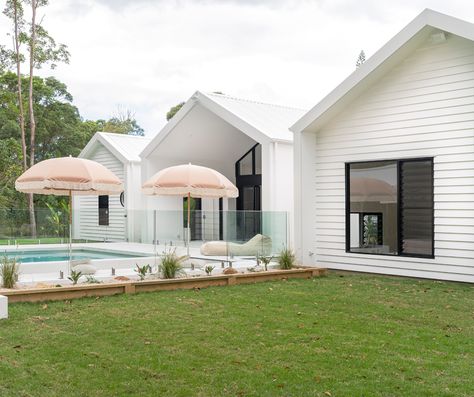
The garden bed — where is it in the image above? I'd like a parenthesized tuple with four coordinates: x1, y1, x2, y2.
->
(1, 268, 326, 303)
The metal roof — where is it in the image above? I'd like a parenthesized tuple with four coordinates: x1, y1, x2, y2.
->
(202, 92, 306, 142)
(81, 132, 152, 163)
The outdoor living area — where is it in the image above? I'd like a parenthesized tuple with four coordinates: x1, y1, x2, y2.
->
(137, 91, 298, 258)
(0, 204, 289, 286)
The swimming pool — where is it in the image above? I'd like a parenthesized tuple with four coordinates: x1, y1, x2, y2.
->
(2, 249, 146, 263)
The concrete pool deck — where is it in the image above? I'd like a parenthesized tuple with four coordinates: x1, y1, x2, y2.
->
(1, 242, 262, 284)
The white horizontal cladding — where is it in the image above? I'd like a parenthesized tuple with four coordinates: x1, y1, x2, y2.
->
(75, 144, 126, 242)
(309, 33, 474, 281)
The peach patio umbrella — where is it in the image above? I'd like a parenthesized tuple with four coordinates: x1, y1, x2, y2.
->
(142, 163, 239, 256)
(15, 157, 124, 272)
(350, 177, 397, 203)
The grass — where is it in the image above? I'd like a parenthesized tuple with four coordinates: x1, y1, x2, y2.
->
(0, 237, 66, 245)
(0, 273, 473, 396)
(0, 238, 98, 245)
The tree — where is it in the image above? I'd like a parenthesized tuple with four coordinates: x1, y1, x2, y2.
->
(0, 72, 97, 215)
(166, 101, 185, 121)
(2, 0, 70, 236)
(356, 50, 366, 68)
(99, 107, 144, 136)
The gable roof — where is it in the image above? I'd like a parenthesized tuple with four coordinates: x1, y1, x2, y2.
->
(291, 9, 474, 133)
(80, 132, 152, 163)
(140, 91, 306, 158)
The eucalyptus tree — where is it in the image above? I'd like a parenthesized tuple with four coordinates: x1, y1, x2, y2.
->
(2, 0, 69, 236)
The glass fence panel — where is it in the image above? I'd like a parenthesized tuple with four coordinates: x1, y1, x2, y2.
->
(0, 208, 288, 258)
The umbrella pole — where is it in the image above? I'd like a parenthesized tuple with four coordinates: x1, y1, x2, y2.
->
(69, 190, 72, 275)
(187, 192, 190, 257)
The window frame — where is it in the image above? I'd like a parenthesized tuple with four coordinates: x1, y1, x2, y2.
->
(98, 195, 109, 226)
(345, 157, 434, 259)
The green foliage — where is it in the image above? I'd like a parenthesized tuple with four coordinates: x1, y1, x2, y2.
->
(356, 50, 366, 68)
(45, 201, 68, 237)
(257, 255, 272, 271)
(278, 248, 295, 270)
(363, 215, 378, 246)
(204, 265, 215, 276)
(0, 138, 24, 209)
(84, 275, 101, 284)
(0, 255, 20, 288)
(67, 270, 82, 285)
(135, 264, 152, 281)
(0, 72, 106, 213)
(159, 248, 185, 279)
(166, 101, 185, 121)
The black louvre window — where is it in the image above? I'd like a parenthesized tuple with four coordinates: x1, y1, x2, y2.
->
(399, 159, 434, 257)
(346, 158, 434, 259)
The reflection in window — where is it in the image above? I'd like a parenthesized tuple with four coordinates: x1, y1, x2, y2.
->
(349, 161, 398, 254)
(238, 151, 253, 175)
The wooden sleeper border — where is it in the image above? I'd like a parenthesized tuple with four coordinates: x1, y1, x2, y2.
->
(3, 268, 327, 303)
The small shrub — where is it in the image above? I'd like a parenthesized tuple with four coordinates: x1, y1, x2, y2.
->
(204, 265, 215, 276)
(67, 270, 82, 285)
(160, 249, 185, 279)
(135, 264, 152, 281)
(278, 248, 295, 270)
(0, 255, 20, 289)
(257, 255, 273, 271)
(84, 275, 101, 284)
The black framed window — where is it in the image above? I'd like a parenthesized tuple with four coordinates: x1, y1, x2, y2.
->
(98, 195, 109, 226)
(236, 143, 261, 177)
(346, 158, 434, 258)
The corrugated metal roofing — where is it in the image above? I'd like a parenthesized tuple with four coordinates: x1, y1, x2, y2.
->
(97, 132, 152, 162)
(203, 92, 307, 142)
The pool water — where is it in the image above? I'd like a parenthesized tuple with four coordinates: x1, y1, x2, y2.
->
(2, 249, 145, 263)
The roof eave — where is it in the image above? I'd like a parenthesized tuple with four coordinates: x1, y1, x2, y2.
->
(291, 8, 474, 134)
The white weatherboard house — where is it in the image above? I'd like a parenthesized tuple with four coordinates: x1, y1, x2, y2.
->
(292, 9, 474, 282)
(74, 132, 151, 242)
(141, 91, 306, 248)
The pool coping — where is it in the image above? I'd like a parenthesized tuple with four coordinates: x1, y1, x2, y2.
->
(2, 268, 327, 303)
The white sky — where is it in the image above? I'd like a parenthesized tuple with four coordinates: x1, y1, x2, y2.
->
(1, 0, 473, 136)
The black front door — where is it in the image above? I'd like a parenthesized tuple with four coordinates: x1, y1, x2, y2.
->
(235, 144, 262, 241)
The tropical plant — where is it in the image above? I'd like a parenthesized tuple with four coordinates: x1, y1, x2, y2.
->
(160, 248, 186, 279)
(0, 255, 20, 288)
(278, 248, 295, 270)
(135, 264, 152, 281)
(204, 265, 215, 276)
(45, 201, 68, 237)
(67, 270, 82, 285)
(363, 215, 378, 246)
(84, 275, 101, 284)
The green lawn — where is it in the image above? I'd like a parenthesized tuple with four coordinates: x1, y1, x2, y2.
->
(0, 237, 65, 245)
(0, 238, 94, 245)
(0, 273, 473, 397)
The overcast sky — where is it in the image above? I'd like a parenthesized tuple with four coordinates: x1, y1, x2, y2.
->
(1, 0, 473, 136)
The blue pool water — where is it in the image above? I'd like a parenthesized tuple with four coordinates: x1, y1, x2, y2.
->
(2, 249, 145, 263)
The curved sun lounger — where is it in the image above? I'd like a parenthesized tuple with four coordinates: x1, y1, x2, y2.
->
(200, 234, 272, 256)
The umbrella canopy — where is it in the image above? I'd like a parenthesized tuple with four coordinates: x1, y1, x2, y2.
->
(15, 157, 123, 196)
(15, 157, 123, 275)
(142, 163, 239, 199)
(350, 177, 397, 203)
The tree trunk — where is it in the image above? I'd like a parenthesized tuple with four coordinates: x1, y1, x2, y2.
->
(27, 0, 37, 238)
(13, 0, 27, 172)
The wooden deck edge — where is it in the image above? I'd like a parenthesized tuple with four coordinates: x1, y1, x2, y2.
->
(3, 267, 327, 303)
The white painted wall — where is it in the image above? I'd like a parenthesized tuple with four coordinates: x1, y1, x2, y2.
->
(74, 144, 126, 242)
(297, 33, 474, 282)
